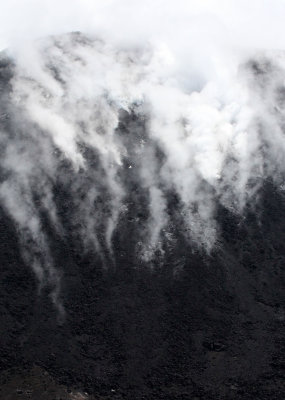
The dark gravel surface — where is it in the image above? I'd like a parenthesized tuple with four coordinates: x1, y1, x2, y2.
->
(1, 180, 285, 399)
(0, 50, 285, 399)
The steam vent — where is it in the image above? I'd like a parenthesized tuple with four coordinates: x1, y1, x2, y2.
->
(1, 27, 285, 399)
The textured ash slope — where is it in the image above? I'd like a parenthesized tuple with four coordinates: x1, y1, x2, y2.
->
(0, 43, 285, 399)
(2, 178, 285, 400)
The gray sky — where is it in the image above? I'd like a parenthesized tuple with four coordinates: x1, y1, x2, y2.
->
(1, 0, 285, 52)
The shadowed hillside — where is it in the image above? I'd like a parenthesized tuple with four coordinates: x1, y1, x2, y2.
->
(1, 36, 285, 399)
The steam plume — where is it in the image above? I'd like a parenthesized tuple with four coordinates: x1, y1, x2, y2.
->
(1, 1, 285, 309)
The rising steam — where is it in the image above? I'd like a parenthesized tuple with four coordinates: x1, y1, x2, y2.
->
(1, 1, 285, 310)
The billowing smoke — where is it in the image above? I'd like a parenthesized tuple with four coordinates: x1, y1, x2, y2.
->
(1, 1, 285, 310)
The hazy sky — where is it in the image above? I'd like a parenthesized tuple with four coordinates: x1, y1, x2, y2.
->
(1, 0, 285, 51)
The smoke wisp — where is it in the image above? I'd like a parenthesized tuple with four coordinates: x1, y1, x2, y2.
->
(1, 2, 285, 309)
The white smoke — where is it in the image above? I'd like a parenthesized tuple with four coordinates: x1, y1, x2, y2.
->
(1, 0, 285, 309)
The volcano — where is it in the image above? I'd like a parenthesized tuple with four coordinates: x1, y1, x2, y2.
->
(0, 32, 285, 399)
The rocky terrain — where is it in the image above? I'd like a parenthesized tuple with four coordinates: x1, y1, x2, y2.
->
(0, 36, 285, 399)
(1, 166, 285, 399)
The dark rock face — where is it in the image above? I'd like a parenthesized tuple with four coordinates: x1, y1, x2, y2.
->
(0, 46, 285, 399)
(1, 167, 285, 400)
(0, 366, 92, 400)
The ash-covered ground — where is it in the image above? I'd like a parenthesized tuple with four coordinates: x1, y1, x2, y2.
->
(1, 175, 285, 399)
(1, 35, 285, 399)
